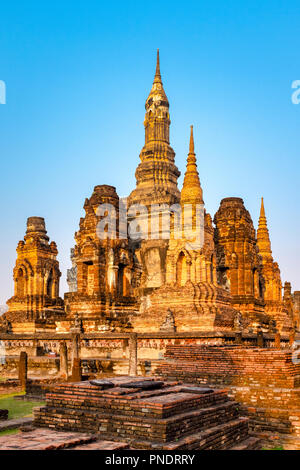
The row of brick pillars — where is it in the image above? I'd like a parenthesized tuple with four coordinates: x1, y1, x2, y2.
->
(234, 330, 288, 349)
(60, 332, 138, 380)
(19, 331, 293, 387)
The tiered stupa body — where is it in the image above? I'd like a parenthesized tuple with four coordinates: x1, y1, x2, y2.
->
(61, 185, 141, 332)
(126, 50, 181, 290)
(213, 197, 268, 328)
(131, 127, 240, 332)
(5, 217, 63, 333)
(293, 291, 300, 329)
(256, 198, 294, 332)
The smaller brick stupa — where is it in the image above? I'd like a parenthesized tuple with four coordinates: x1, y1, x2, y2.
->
(5, 217, 64, 333)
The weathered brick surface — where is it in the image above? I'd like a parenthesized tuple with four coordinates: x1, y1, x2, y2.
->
(155, 344, 300, 439)
(33, 376, 257, 450)
(25, 377, 66, 399)
(156, 345, 300, 387)
(0, 429, 97, 450)
(65, 440, 130, 450)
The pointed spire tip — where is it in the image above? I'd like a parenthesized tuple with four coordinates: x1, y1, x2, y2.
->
(189, 125, 195, 154)
(260, 197, 266, 218)
(155, 49, 161, 78)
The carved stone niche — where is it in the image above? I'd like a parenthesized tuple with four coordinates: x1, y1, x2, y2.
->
(71, 313, 83, 333)
(160, 309, 176, 332)
(234, 311, 243, 332)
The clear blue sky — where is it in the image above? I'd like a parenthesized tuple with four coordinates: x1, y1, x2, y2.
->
(0, 0, 299, 304)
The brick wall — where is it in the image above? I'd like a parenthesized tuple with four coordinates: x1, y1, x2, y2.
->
(155, 345, 300, 438)
(156, 345, 300, 387)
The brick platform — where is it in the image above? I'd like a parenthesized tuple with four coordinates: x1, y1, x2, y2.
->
(34, 376, 260, 450)
(0, 429, 129, 450)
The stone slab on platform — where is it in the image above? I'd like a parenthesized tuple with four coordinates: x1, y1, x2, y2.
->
(120, 380, 164, 390)
(180, 387, 213, 395)
(89, 380, 114, 389)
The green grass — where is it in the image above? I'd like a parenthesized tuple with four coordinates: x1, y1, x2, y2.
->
(0, 391, 25, 400)
(261, 446, 284, 450)
(0, 392, 45, 420)
(0, 428, 19, 437)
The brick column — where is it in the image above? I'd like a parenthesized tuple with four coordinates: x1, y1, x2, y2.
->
(60, 341, 68, 379)
(128, 333, 138, 377)
(70, 358, 82, 382)
(32, 339, 39, 356)
(71, 333, 80, 367)
(289, 332, 295, 347)
(257, 330, 264, 348)
(235, 332, 242, 344)
(19, 351, 28, 391)
(274, 332, 281, 349)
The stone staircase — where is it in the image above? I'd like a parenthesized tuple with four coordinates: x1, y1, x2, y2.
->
(34, 376, 261, 450)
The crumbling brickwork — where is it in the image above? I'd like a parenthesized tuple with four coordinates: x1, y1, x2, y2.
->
(155, 344, 300, 439)
(34, 376, 260, 449)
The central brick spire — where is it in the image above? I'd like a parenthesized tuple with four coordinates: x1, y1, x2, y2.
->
(144, 48, 170, 145)
(181, 126, 204, 205)
(257, 197, 272, 258)
(128, 50, 180, 207)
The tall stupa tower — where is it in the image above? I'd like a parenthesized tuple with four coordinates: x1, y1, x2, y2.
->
(128, 50, 181, 208)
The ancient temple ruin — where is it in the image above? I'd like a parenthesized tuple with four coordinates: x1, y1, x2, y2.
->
(1, 50, 300, 452)
(1, 50, 298, 335)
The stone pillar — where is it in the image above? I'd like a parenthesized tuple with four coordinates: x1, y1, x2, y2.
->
(257, 330, 264, 348)
(60, 341, 68, 379)
(289, 332, 295, 347)
(128, 333, 138, 377)
(274, 332, 281, 349)
(19, 351, 28, 391)
(32, 339, 38, 356)
(70, 358, 82, 382)
(71, 333, 80, 367)
(235, 332, 242, 344)
(122, 338, 128, 359)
